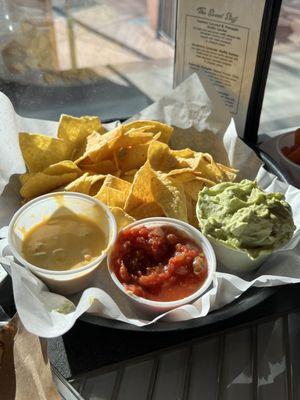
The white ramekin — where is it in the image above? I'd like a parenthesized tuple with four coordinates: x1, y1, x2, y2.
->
(8, 192, 117, 295)
(208, 237, 269, 273)
(107, 217, 216, 313)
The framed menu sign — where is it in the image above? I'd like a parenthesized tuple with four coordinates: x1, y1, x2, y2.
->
(174, 0, 281, 142)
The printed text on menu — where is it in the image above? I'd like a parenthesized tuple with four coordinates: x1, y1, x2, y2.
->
(182, 7, 249, 114)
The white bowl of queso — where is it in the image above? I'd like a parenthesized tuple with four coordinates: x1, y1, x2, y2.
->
(8, 192, 117, 295)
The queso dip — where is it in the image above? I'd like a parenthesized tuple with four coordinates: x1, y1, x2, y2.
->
(22, 212, 107, 271)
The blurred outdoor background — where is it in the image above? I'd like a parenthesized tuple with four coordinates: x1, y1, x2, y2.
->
(0, 0, 299, 136)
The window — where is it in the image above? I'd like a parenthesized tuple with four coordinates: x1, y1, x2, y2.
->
(259, 0, 300, 135)
(0, 0, 175, 122)
(1, 1, 298, 137)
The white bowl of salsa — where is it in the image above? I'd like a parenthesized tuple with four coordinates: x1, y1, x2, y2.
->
(107, 217, 216, 313)
(8, 192, 117, 295)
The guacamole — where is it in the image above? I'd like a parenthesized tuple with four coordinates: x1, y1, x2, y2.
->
(196, 179, 295, 259)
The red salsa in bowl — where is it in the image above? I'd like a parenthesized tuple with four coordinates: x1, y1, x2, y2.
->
(109, 224, 208, 302)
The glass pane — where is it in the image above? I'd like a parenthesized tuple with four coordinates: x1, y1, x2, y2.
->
(0, 0, 175, 121)
(259, 0, 300, 135)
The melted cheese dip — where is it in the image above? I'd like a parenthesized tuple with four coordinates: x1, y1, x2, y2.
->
(22, 213, 107, 271)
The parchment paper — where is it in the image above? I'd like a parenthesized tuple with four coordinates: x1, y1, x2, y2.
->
(0, 74, 300, 338)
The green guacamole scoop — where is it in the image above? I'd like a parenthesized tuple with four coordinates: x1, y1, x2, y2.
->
(196, 179, 295, 259)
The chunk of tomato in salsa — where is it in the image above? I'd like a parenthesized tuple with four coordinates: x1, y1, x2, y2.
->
(110, 225, 208, 302)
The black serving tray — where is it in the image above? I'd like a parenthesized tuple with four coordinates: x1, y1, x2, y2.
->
(0, 147, 290, 333)
(81, 286, 278, 332)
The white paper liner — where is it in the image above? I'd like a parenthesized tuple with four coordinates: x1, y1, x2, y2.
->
(0, 74, 300, 338)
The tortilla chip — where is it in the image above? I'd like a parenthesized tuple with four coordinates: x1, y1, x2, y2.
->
(79, 159, 118, 175)
(120, 169, 138, 183)
(20, 172, 78, 199)
(151, 173, 188, 222)
(171, 148, 195, 159)
(19, 160, 81, 199)
(185, 194, 198, 227)
(125, 162, 158, 213)
(19, 173, 31, 186)
(123, 120, 173, 143)
(76, 123, 162, 169)
(95, 187, 127, 208)
(148, 141, 182, 172)
(100, 175, 131, 191)
(43, 160, 81, 175)
(76, 125, 123, 165)
(125, 169, 138, 175)
(109, 207, 135, 232)
(84, 131, 104, 153)
(20, 160, 80, 186)
(115, 143, 149, 172)
(127, 202, 164, 220)
(183, 178, 206, 201)
(118, 127, 155, 144)
(123, 122, 156, 133)
(104, 127, 156, 166)
(216, 163, 238, 181)
(19, 132, 75, 173)
(65, 172, 105, 196)
(192, 153, 227, 182)
(193, 176, 216, 187)
(166, 170, 196, 182)
(95, 175, 131, 208)
(58, 114, 104, 145)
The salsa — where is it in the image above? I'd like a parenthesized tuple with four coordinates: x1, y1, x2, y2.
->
(110, 225, 208, 302)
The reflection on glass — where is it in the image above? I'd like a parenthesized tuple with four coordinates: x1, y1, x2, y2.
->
(0, 0, 175, 121)
(260, 0, 300, 133)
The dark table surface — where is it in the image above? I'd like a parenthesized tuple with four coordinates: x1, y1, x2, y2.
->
(2, 255, 300, 380)
(46, 282, 300, 379)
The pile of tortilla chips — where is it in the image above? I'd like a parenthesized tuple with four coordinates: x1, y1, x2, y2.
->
(18, 114, 237, 231)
